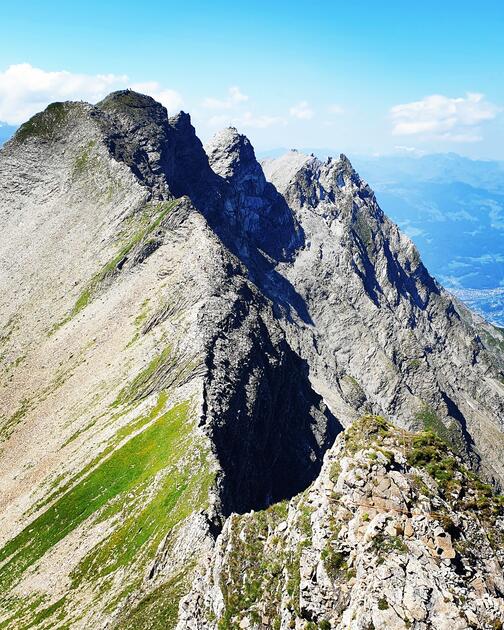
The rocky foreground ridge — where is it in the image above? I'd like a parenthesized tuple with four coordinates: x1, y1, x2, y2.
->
(0, 90, 503, 628)
(179, 416, 504, 629)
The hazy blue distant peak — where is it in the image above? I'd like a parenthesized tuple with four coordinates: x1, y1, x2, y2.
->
(0, 122, 17, 146)
(352, 153, 504, 194)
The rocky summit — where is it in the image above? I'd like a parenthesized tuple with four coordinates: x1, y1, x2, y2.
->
(0, 90, 503, 629)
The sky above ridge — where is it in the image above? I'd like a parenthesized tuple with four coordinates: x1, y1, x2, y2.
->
(1, 0, 504, 158)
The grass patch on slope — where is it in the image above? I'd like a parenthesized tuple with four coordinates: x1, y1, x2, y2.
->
(0, 395, 215, 628)
(0, 400, 202, 593)
(114, 567, 193, 630)
(50, 200, 178, 334)
(414, 405, 453, 444)
(72, 140, 97, 177)
(113, 346, 174, 407)
(15, 103, 69, 143)
(32, 390, 170, 516)
(32, 343, 187, 516)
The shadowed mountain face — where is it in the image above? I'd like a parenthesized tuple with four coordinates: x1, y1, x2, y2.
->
(0, 91, 503, 628)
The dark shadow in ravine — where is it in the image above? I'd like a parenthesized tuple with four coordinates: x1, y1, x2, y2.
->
(201, 284, 342, 515)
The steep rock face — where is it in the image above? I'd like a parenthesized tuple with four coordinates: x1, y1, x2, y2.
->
(202, 282, 339, 514)
(261, 152, 504, 484)
(0, 91, 503, 629)
(179, 416, 504, 629)
(0, 93, 338, 628)
(204, 128, 302, 263)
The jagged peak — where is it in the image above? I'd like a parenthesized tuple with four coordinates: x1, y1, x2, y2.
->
(168, 110, 193, 131)
(337, 152, 353, 167)
(262, 149, 371, 210)
(320, 152, 367, 194)
(261, 150, 316, 194)
(205, 126, 260, 180)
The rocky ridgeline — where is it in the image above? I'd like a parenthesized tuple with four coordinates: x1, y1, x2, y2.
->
(179, 416, 504, 629)
(0, 91, 503, 628)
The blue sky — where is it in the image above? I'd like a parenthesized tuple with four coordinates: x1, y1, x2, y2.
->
(1, 0, 504, 157)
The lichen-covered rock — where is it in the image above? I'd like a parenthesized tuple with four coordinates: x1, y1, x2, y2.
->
(179, 416, 504, 629)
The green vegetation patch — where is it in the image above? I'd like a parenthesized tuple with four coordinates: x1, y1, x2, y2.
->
(114, 569, 192, 630)
(407, 432, 458, 486)
(344, 415, 393, 454)
(405, 429, 504, 543)
(377, 597, 389, 610)
(0, 399, 206, 594)
(71, 427, 212, 586)
(483, 327, 504, 353)
(113, 346, 174, 407)
(413, 405, 459, 449)
(15, 102, 70, 143)
(0, 398, 31, 442)
(72, 140, 97, 177)
(51, 200, 178, 333)
(354, 213, 373, 249)
(217, 501, 291, 629)
(33, 390, 170, 515)
(371, 532, 408, 557)
(23, 596, 67, 628)
(321, 546, 348, 580)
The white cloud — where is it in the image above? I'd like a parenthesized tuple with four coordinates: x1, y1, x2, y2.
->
(207, 114, 228, 127)
(239, 111, 286, 129)
(202, 86, 248, 110)
(129, 82, 183, 112)
(0, 63, 183, 124)
(208, 111, 285, 130)
(327, 104, 344, 114)
(393, 145, 427, 156)
(390, 92, 500, 142)
(399, 219, 427, 238)
(439, 275, 464, 289)
(289, 101, 313, 120)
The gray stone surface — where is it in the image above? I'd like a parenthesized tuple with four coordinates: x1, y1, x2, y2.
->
(0, 90, 503, 628)
(179, 418, 504, 629)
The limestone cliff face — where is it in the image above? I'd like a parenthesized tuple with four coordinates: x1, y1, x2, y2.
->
(0, 91, 503, 629)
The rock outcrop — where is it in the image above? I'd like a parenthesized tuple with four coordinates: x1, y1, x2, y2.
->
(179, 416, 504, 629)
(0, 90, 503, 628)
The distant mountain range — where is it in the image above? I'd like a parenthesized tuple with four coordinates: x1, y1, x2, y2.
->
(0, 123, 17, 146)
(259, 149, 504, 325)
(353, 153, 504, 325)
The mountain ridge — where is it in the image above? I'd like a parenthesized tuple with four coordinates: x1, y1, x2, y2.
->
(0, 90, 503, 628)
